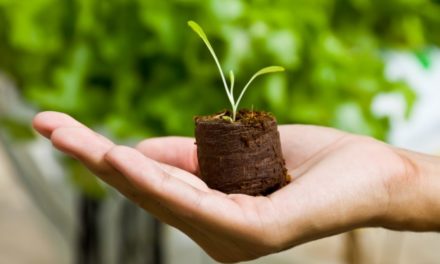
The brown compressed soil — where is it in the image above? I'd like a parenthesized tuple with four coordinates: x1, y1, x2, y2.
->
(194, 109, 290, 196)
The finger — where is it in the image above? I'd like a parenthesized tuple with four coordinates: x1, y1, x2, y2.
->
(106, 145, 207, 218)
(50, 126, 209, 205)
(33, 111, 113, 145)
(136, 136, 199, 174)
(33, 111, 86, 138)
(39, 116, 215, 245)
(50, 127, 206, 236)
(105, 146, 240, 225)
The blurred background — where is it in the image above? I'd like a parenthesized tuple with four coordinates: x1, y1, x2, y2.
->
(1, 0, 440, 263)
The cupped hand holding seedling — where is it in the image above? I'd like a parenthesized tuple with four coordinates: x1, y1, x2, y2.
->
(32, 111, 440, 262)
(188, 21, 284, 121)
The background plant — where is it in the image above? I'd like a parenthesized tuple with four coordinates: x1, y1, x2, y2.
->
(1, 0, 439, 194)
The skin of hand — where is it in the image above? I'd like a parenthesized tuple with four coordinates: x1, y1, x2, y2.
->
(32, 111, 440, 263)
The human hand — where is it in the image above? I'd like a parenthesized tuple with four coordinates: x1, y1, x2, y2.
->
(33, 111, 430, 262)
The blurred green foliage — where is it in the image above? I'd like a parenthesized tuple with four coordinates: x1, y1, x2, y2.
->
(2, 0, 439, 140)
(1, 0, 439, 197)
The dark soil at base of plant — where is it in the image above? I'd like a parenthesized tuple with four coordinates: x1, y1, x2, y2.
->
(194, 109, 290, 196)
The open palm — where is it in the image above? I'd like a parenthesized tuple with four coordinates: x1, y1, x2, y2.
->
(33, 112, 407, 262)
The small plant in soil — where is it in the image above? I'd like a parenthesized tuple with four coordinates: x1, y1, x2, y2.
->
(188, 21, 284, 121)
(188, 21, 290, 196)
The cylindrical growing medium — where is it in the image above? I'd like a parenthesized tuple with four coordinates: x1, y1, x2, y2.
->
(195, 110, 290, 196)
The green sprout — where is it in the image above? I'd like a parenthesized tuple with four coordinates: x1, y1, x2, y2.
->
(188, 21, 285, 121)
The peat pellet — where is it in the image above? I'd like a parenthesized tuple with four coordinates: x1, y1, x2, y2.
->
(195, 109, 290, 196)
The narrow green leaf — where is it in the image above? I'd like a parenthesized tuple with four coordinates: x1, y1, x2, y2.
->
(235, 66, 285, 112)
(253, 66, 285, 76)
(188, 21, 210, 46)
(187, 20, 234, 109)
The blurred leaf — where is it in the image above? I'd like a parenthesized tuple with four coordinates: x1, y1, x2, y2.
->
(1, 0, 438, 194)
(0, 118, 34, 139)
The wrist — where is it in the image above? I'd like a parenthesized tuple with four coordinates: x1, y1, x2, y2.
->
(383, 148, 440, 231)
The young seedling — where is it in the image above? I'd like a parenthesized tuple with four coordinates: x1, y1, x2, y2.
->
(188, 20, 285, 121)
